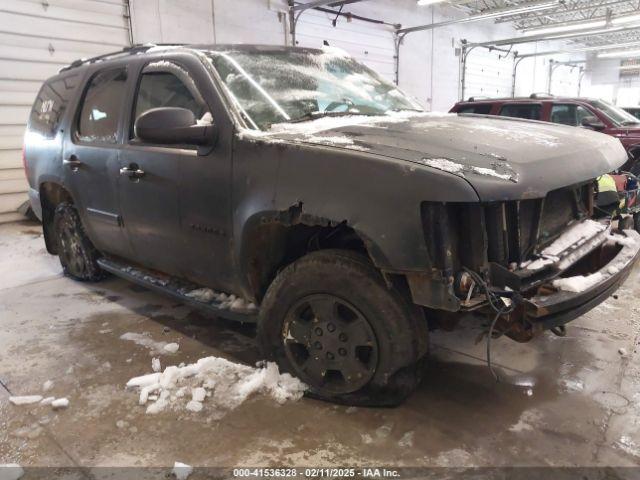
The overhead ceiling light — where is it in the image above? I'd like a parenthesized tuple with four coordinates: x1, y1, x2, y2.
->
(523, 20, 605, 36)
(523, 11, 640, 36)
(417, 0, 445, 5)
(599, 48, 640, 59)
(611, 13, 640, 25)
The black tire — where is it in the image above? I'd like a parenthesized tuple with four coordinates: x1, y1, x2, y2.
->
(634, 213, 640, 234)
(53, 202, 105, 281)
(257, 249, 428, 406)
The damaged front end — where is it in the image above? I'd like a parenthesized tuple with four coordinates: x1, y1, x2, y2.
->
(409, 181, 640, 342)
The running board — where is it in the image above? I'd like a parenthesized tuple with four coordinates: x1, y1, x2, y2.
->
(97, 258, 258, 323)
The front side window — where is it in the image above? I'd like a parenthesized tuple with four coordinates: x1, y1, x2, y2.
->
(589, 99, 640, 127)
(132, 62, 208, 138)
(499, 103, 541, 120)
(207, 48, 422, 130)
(550, 104, 594, 127)
(77, 68, 127, 143)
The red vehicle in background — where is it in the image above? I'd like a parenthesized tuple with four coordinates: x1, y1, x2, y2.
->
(450, 95, 640, 173)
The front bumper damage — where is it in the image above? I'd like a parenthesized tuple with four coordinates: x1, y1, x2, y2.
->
(488, 223, 640, 340)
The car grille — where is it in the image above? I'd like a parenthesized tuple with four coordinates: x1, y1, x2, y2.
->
(421, 182, 593, 275)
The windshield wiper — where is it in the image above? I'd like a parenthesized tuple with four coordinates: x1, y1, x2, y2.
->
(288, 111, 379, 123)
(621, 120, 640, 126)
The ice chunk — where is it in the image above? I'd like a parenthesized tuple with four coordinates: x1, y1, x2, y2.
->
(9, 395, 42, 406)
(185, 400, 203, 412)
(172, 461, 193, 480)
(152, 357, 161, 372)
(192, 387, 206, 403)
(51, 398, 69, 409)
(164, 343, 179, 354)
(0, 464, 24, 480)
(42, 380, 53, 392)
(125, 356, 306, 418)
(126, 373, 161, 389)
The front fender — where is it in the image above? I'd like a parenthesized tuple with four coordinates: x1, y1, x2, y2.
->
(232, 138, 480, 299)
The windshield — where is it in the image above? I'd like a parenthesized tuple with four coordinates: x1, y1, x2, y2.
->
(206, 48, 422, 130)
(589, 99, 640, 127)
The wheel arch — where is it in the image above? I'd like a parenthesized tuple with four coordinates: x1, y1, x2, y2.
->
(238, 206, 387, 304)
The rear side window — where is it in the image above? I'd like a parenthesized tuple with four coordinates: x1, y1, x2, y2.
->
(77, 68, 127, 143)
(29, 73, 80, 138)
(457, 104, 492, 115)
(550, 104, 594, 127)
(499, 103, 541, 120)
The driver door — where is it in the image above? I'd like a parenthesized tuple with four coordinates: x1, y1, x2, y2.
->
(118, 56, 235, 291)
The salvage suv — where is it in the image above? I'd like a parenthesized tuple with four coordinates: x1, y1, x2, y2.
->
(24, 44, 640, 405)
(450, 95, 640, 172)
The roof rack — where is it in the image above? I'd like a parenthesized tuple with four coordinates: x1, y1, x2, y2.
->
(529, 93, 554, 99)
(467, 96, 491, 102)
(59, 43, 186, 72)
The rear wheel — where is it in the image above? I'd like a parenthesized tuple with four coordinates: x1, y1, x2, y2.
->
(53, 203, 105, 281)
(257, 249, 428, 406)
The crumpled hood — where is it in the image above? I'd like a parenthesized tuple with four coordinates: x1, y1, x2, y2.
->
(271, 113, 628, 201)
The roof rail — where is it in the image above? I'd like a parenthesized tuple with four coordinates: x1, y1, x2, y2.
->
(467, 96, 490, 102)
(59, 43, 186, 73)
(530, 92, 554, 99)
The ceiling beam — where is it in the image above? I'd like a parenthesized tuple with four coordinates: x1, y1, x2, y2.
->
(397, 0, 560, 35)
(466, 22, 640, 47)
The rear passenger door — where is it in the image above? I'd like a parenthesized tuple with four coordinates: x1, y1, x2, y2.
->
(63, 67, 134, 259)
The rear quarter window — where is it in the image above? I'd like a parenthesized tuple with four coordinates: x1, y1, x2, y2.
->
(28, 73, 80, 138)
(456, 104, 493, 115)
(499, 103, 541, 120)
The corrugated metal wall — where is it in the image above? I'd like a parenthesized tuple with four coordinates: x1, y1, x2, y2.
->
(0, 0, 130, 223)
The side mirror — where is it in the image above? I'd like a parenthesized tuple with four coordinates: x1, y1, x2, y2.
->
(135, 107, 216, 145)
(581, 116, 606, 131)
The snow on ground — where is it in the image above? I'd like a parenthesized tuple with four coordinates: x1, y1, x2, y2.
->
(125, 356, 306, 418)
(120, 332, 176, 355)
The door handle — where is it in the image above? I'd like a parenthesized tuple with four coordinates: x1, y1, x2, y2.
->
(119, 166, 145, 179)
(63, 155, 82, 171)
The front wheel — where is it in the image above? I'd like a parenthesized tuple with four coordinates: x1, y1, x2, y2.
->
(257, 249, 428, 406)
(53, 203, 105, 281)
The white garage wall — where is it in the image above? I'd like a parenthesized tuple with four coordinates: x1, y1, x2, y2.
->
(128, 0, 530, 112)
(582, 56, 640, 107)
(0, 0, 130, 223)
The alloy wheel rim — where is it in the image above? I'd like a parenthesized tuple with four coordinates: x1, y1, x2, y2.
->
(282, 294, 378, 394)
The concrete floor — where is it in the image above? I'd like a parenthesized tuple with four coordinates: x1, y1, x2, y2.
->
(1, 220, 640, 475)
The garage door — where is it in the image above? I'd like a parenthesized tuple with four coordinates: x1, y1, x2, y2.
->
(0, 0, 130, 223)
(464, 48, 514, 100)
(294, 9, 396, 83)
